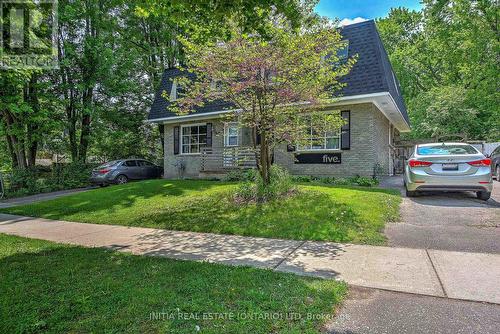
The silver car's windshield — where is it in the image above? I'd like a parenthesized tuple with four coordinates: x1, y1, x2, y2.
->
(417, 145, 479, 156)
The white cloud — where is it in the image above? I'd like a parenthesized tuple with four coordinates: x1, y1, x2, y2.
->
(338, 17, 368, 26)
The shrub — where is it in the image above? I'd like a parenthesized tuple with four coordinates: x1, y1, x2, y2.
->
(224, 169, 256, 182)
(51, 163, 96, 189)
(318, 177, 336, 184)
(291, 174, 378, 187)
(332, 178, 351, 186)
(234, 181, 256, 202)
(348, 175, 379, 187)
(3, 163, 96, 198)
(235, 165, 295, 202)
(292, 175, 313, 182)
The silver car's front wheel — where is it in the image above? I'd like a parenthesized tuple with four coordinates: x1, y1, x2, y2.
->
(116, 175, 128, 184)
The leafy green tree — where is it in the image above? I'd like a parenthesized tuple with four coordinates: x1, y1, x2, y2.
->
(377, 0, 499, 140)
(0, 70, 61, 169)
(409, 86, 480, 139)
(1, 0, 319, 172)
(173, 21, 355, 185)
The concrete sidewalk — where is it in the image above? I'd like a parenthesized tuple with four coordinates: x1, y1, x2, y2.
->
(0, 213, 499, 305)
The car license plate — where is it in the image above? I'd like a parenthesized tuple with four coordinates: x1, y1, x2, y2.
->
(442, 163, 458, 171)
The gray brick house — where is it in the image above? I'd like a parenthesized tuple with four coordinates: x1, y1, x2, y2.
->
(147, 20, 410, 179)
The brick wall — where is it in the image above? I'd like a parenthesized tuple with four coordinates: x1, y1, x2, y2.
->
(163, 119, 225, 178)
(372, 105, 391, 176)
(162, 103, 392, 178)
(274, 103, 384, 177)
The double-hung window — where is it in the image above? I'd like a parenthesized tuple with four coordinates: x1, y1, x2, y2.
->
(224, 123, 239, 147)
(181, 124, 207, 154)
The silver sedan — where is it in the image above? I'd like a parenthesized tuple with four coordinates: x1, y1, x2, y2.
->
(404, 143, 493, 200)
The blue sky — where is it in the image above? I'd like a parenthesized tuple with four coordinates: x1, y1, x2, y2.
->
(315, 0, 422, 25)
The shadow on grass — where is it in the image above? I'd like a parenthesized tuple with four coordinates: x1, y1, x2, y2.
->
(131, 190, 383, 244)
(0, 235, 345, 333)
(1, 179, 227, 219)
(1, 181, 398, 245)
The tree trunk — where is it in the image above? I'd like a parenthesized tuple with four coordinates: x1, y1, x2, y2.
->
(2, 111, 27, 169)
(26, 75, 39, 167)
(26, 127, 37, 167)
(11, 135, 27, 169)
(5, 135, 18, 169)
(65, 91, 78, 162)
(258, 132, 271, 185)
(79, 112, 91, 163)
(79, 88, 92, 163)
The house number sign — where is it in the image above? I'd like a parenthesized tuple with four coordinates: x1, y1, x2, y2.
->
(294, 153, 341, 164)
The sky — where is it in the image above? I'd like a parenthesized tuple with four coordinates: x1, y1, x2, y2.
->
(315, 0, 423, 25)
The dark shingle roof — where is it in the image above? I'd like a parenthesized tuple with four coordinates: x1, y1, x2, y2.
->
(148, 20, 409, 124)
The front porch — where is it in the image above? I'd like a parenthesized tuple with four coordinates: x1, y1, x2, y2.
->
(199, 146, 258, 173)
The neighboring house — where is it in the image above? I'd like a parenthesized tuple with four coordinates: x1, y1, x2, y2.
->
(147, 20, 410, 179)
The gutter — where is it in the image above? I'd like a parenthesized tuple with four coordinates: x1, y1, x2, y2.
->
(145, 92, 410, 131)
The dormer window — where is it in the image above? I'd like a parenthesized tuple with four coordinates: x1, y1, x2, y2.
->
(337, 40, 349, 61)
(321, 40, 349, 64)
(169, 80, 178, 101)
(210, 79, 223, 92)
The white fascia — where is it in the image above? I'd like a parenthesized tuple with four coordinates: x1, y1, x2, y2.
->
(146, 92, 411, 132)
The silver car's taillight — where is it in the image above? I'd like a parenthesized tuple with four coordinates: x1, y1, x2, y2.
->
(467, 159, 491, 167)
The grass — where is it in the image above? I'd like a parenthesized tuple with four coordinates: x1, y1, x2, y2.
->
(1, 179, 401, 244)
(0, 234, 346, 333)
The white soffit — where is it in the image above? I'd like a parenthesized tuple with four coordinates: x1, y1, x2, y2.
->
(147, 92, 411, 132)
(328, 92, 411, 132)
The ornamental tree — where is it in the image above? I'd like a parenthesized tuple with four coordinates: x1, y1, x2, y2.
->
(170, 21, 356, 185)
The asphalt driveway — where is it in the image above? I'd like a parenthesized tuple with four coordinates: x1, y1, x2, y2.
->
(327, 286, 500, 334)
(383, 177, 500, 254)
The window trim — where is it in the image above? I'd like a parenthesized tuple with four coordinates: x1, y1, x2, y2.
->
(224, 122, 240, 147)
(296, 123, 342, 153)
(179, 123, 208, 155)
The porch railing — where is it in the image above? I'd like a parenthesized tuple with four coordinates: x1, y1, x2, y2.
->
(200, 147, 258, 172)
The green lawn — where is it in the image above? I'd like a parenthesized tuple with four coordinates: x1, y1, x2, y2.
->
(2, 180, 401, 244)
(0, 234, 346, 333)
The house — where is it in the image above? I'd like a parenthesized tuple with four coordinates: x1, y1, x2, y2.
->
(147, 20, 410, 179)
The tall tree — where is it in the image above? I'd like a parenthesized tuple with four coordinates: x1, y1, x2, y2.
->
(173, 21, 355, 185)
(0, 70, 59, 169)
(377, 1, 499, 140)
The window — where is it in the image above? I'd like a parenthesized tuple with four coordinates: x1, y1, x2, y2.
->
(298, 123, 341, 151)
(224, 123, 239, 147)
(210, 79, 223, 92)
(417, 144, 479, 156)
(123, 160, 137, 167)
(337, 40, 349, 62)
(181, 124, 207, 154)
(169, 80, 177, 101)
(322, 40, 349, 64)
(98, 160, 120, 168)
(137, 160, 153, 166)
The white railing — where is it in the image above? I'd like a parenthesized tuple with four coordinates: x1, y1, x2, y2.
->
(200, 147, 258, 172)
